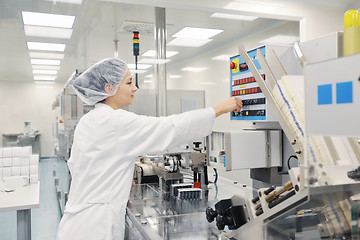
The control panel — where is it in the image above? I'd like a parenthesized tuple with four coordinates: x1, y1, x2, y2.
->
(230, 46, 267, 120)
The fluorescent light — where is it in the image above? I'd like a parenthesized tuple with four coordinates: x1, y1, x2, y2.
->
(225, 1, 282, 14)
(138, 59, 170, 64)
(211, 55, 231, 61)
(181, 67, 208, 72)
(31, 59, 61, 65)
(127, 64, 151, 70)
(27, 42, 66, 52)
(29, 52, 64, 59)
(35, 81, 55, 84)
(24, 25, 73, 39)
(32, 65, 60, 70)
(33, 70, 58, 74)
(258, 35, 300, 45)
(172, 27, 223, 39)
(141, 50, 179, 58)
(167, 38, 212, 47)
(144, 80, 152, 83)
(169, 75, 182, 79)
(34, 75, 56, 81)
(210, 13, 257, 21)
(145, 74, 153, 78)
(22, 11, 75, 28)
(131, 70, 148, 74)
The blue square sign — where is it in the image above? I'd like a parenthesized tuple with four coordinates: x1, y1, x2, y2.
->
(336, 81, 353, 104)
(318, 84, 332, 105)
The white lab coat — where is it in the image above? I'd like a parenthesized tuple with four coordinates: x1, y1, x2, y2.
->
(56, 103, 215, 240)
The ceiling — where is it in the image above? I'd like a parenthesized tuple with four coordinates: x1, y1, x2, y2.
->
(0, 0, 359, 84)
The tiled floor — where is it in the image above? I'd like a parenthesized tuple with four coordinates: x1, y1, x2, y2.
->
(0, 157, 62, 240)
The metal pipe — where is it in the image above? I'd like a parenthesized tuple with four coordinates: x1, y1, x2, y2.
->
(154, 7, 167, 116)
(114, 40, 118, 58)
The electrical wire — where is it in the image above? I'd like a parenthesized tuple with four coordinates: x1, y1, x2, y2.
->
(287, 155, 298, 170)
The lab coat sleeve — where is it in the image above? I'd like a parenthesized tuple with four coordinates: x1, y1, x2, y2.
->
(118, 107, 215, 157)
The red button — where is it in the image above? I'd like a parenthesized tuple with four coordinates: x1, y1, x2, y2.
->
(230, 62, 237, 69)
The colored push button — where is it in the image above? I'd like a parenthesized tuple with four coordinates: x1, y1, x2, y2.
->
(318, 84, 332, 105)
(336, 81, 353, 104)
(231, 58, 239, 74)
(239, 63, 248, 72)
(59, 120, 64, 123)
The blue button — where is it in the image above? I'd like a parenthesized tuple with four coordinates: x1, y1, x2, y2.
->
(318, 84, 332, 105)
(336, 81, 353, 104)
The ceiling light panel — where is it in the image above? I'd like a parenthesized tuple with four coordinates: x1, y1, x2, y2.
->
(27, 42, 66, 52)
(181, 67, 208, 72)
(225, 1, 282, 13)
(32, 65, 61, 70)
(138, 59, 170, 64)
(212, 55, 232, 61)
(35, 81, 55, 84)
(127, 64, 151, 69)
(34, 75, 57, 81)
(169, 75, 182, 79)
(33, 70, 58, 74)
(22, 11, 75, 28)
(130, 70, 148, 74)
(24, 25, 73, 39)
(29, 52, 64, 60)
(167, 38, 212, 47)
(141, 50, 179, 58)
(210, 13, 258, 21)
(31, 59, 61, 65)
(172, 27, 223, 39)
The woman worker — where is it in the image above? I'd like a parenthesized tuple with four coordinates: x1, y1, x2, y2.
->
(56, 58, 243, 240)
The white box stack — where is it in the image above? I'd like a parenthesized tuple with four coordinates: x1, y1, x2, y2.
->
(0, 146, 39, 187)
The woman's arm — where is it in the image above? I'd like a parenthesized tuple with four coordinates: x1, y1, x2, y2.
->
(212, 97, 243, 117)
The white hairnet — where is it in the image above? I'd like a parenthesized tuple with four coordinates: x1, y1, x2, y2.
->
(72, 58, 128, 105)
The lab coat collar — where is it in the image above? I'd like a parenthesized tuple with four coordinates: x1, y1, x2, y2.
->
(95, 103, 112, 110)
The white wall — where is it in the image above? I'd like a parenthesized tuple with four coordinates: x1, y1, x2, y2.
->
(0, 81, 64, 157)
(299, 8, 344, 42)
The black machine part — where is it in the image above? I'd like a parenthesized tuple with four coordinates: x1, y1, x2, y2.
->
(347, 166, 360, 180)
(206, 198, 249, 230)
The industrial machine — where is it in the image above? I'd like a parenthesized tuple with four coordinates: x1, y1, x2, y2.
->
(133, 142, 209, 194)
(52, 70, 93, 214)
(206, 37, 360, 239)
(52, 70, 93, 162)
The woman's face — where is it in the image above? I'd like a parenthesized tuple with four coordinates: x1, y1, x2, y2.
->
(111, 69, 138, 108)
